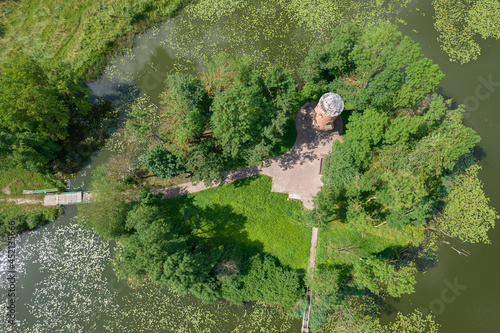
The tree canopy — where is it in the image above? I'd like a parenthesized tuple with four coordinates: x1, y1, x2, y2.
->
(210, 62, 296, 165)
(300, 23, 495, 332)
(124, 54, 298, 185)
(0, 52, 92, 173)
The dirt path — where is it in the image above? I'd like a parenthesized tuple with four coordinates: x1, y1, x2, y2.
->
(0, 197, 42, 205)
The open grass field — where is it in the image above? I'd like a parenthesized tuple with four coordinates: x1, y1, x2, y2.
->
(0, 0, 192, 79)
(0, 168, 62, 197)
(160, 175, 312, 270)
(0, 166, 63, 234)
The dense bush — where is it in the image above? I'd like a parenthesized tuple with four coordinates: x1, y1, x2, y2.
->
(139, 145, 185, 179)
(125, 54, 298, 185)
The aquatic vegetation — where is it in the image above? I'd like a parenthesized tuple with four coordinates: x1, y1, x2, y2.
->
(433, 0, 500, 63)
(0, 219, 300, 331)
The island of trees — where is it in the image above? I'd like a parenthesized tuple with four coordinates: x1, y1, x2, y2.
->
(1, 0, 498, 330)
(76, 23, 497, 331)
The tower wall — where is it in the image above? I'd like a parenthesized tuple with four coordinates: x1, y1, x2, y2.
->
(314, 104, 336, 127)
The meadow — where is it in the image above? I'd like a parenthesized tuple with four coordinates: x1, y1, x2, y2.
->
(160, 175, 312, 270)
(0, 0, 192, 80)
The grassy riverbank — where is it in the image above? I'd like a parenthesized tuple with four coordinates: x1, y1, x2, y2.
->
(0, 0, 194, 80)
(0, 0, 193, 234)
(0, 167, 64, 236)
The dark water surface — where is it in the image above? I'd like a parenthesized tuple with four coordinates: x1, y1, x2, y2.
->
(1, 0, 499, 331)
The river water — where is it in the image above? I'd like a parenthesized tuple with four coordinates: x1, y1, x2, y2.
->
(1, 0, 499, 332)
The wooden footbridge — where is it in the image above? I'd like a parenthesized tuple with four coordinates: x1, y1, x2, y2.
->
(301, 287, 312, 332)
(301, 226, 318, 332)
(43, 191, 92, 206)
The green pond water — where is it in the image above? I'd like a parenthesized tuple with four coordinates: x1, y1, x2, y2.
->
(1, 0, 500, 331)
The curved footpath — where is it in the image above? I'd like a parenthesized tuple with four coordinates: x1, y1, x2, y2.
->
(152, 101, 342, 211)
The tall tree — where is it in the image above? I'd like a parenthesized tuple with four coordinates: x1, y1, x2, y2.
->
(0, 53, 70, 140)
(210, 63, 295, 165)
(396, 58, 444, 108)
(299, 23, 361, 84)
(0, 131, 61, 172)
(139, 145, 185, 179)
(353, 258, 417, 297)
(159, 72, 210, 150)
(184, 140, 225, 186)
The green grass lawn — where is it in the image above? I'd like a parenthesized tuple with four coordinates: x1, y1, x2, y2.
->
(160, 175, 311, 270)
(0, 166, 63, 235)
(0, 167, 62, 197)
(0, 200, 62, 237)
(0, 0, 192, 79)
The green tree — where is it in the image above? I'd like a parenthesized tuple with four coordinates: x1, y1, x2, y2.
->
(225, 253, 302, 308)
(210, 62, 295, 165)
(139, 145, 185, 179)
(113, 191, 223, 302)
(384, 117, 421, 145)
(159, 73, 209, 149)
(78, 165, 134, 239)
(210, 67, 268, 161)
(409, 108, 480, 176)
(299, 23, 361, 84)
(46, 60, 92, 116)
(0, 131, 61, 172)
(353, 258, 417, 297)
(438, 164, 498, 244)
(0, 53, 70, 140)
(114, 202, 175, 280)
(341, 108, 388, 169)
(185, 140, 225, 186)
(396, 58, 444, 108)
(351, 23, 421, 81)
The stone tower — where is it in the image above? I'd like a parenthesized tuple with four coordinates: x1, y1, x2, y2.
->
(312, 92, 344, 131)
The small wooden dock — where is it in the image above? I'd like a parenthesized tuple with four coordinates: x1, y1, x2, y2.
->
(43, 191, 92, 206)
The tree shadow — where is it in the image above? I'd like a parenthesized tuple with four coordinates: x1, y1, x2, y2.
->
(225, 175, 256, 188)
(374, 244, 438, 272)
(50, 100, 118, 176)
(152, 185, 190, 200)
(222, 166, 261, 186)
(51, 83, 140, 177)
(177, 202, 264, 254)
(378, 297, 398, 316)
(473, 145, 487, 160)
(175, 200, 307, 283)
(261, 104, 341, 172)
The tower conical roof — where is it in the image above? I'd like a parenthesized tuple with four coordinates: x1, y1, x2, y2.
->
(318, 93, 344, 117)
